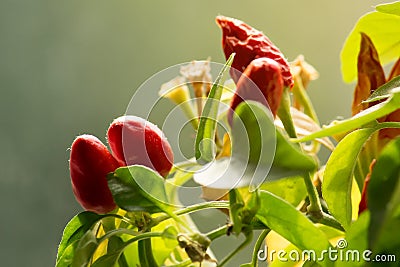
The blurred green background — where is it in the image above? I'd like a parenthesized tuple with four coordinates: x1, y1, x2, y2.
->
(0, 0, 386, 266)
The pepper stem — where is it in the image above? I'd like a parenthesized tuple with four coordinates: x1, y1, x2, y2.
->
(277, 86, 323, 216)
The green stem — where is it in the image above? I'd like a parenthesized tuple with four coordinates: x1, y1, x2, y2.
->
(138, 238, 158, 267)
(95, 231, 163, 266)
(251, 229, 270, 267)
(303, 173, 322, 215)
(277, 87, 297, 138)
(169, 158, 198, 174)
(98, 228, 140, 243)
(180, 100, 199, 129)
(206, 224, 229, 241)
(217, 231, 253, 267)
(277, 86, 323, 216)
(320, 213, 345, 232)
(292, 76, 320, 124)
(152, 201, 229, 226)
(295, 97, 399, 143)
(308, 212, 344, 232)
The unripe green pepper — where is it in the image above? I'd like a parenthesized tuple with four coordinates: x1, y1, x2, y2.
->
(69, 135, 120, 214)
(107, 115, 174, 178)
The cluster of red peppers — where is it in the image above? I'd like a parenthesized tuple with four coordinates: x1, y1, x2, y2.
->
(68, 16, 294, 216)
(68, 15, 398, 220)
(69, 116, 173, 214)
(215, 16, 293, 124)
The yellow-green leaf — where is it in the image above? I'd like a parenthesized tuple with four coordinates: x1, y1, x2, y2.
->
(341, 9, 400, 82)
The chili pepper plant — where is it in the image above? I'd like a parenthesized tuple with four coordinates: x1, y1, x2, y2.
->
(56, 2, 400, 266)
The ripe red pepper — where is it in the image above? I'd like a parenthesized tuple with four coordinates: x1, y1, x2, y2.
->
(216, 15, 293, 88)
(107, 116, 174, 178)
(227, 57, 283, 125)
(69, 135, 120, 214)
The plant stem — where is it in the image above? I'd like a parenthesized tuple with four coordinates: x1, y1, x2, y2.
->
(217, 231, 253, 267)
(138, 238, 158, 267)
(206, 224, 229, 241)
(152, 201, 229, 226)
(180, 100, 199, 129)
(277, 87, 297, 138)
(251, 229, 270, 267)
(277, 86, 323, 216)
(169, 158, 199, 174)
(292, 76, 319, 124)
(308, 212, 345, 232)
(303, 173, 322, 215)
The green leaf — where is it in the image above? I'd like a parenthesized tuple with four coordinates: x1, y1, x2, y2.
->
(56, 212, 103, 266)
(91, 232, 164, 267)
(368, 138, 400, 259)
(91, 236, 127, 267)
(72, 228, 99, 267)
(56, 240, 80, 267)
(256, 190, 332, 267)
(376, 1, 400, 16)
(161, 225, 179, 249)
(322, 128, 375, 230)
(334, 212, 369, 267)
(194, 101, 317, 189)
(341, 8, 400, 82)
(323, 123, 400, 230)
(195, 53, 234, 164)
(363, 75, 400, 103)
(295, 96, 400, 143)
(302, 261, 321, 267)
(260, 176, 307, 207)
(108, 165, 173, 214)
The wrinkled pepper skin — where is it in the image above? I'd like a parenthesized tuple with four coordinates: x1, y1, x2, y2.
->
(107, 116, 174, 178)
(216, 15, 293, 88)
(227, 57, 284, 125)
(70, 135, 120, 214)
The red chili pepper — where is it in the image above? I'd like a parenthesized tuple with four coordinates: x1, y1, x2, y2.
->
(216, 15, 293, 88)
(69, 135, 120, 214)
(227, 57, 283, 125)
(107, 116, 174, 178)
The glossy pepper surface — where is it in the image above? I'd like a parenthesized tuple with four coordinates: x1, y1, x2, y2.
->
(227, 57, 284, 125)
(107, 115, 174, 178)
(69, 135, 120, 214)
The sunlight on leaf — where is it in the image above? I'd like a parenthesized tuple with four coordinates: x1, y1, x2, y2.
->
(195, 53, 234, 164)
(376, 1, 400, 16)
(322, 128, 375, 230)
(341, 8, 400, 82)
(108, 165, 173, 214)
(256, 190, 332, 267)
(194, 101, 317, 190)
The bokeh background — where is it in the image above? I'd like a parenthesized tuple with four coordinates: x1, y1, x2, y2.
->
(0, 0, 387, 266)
